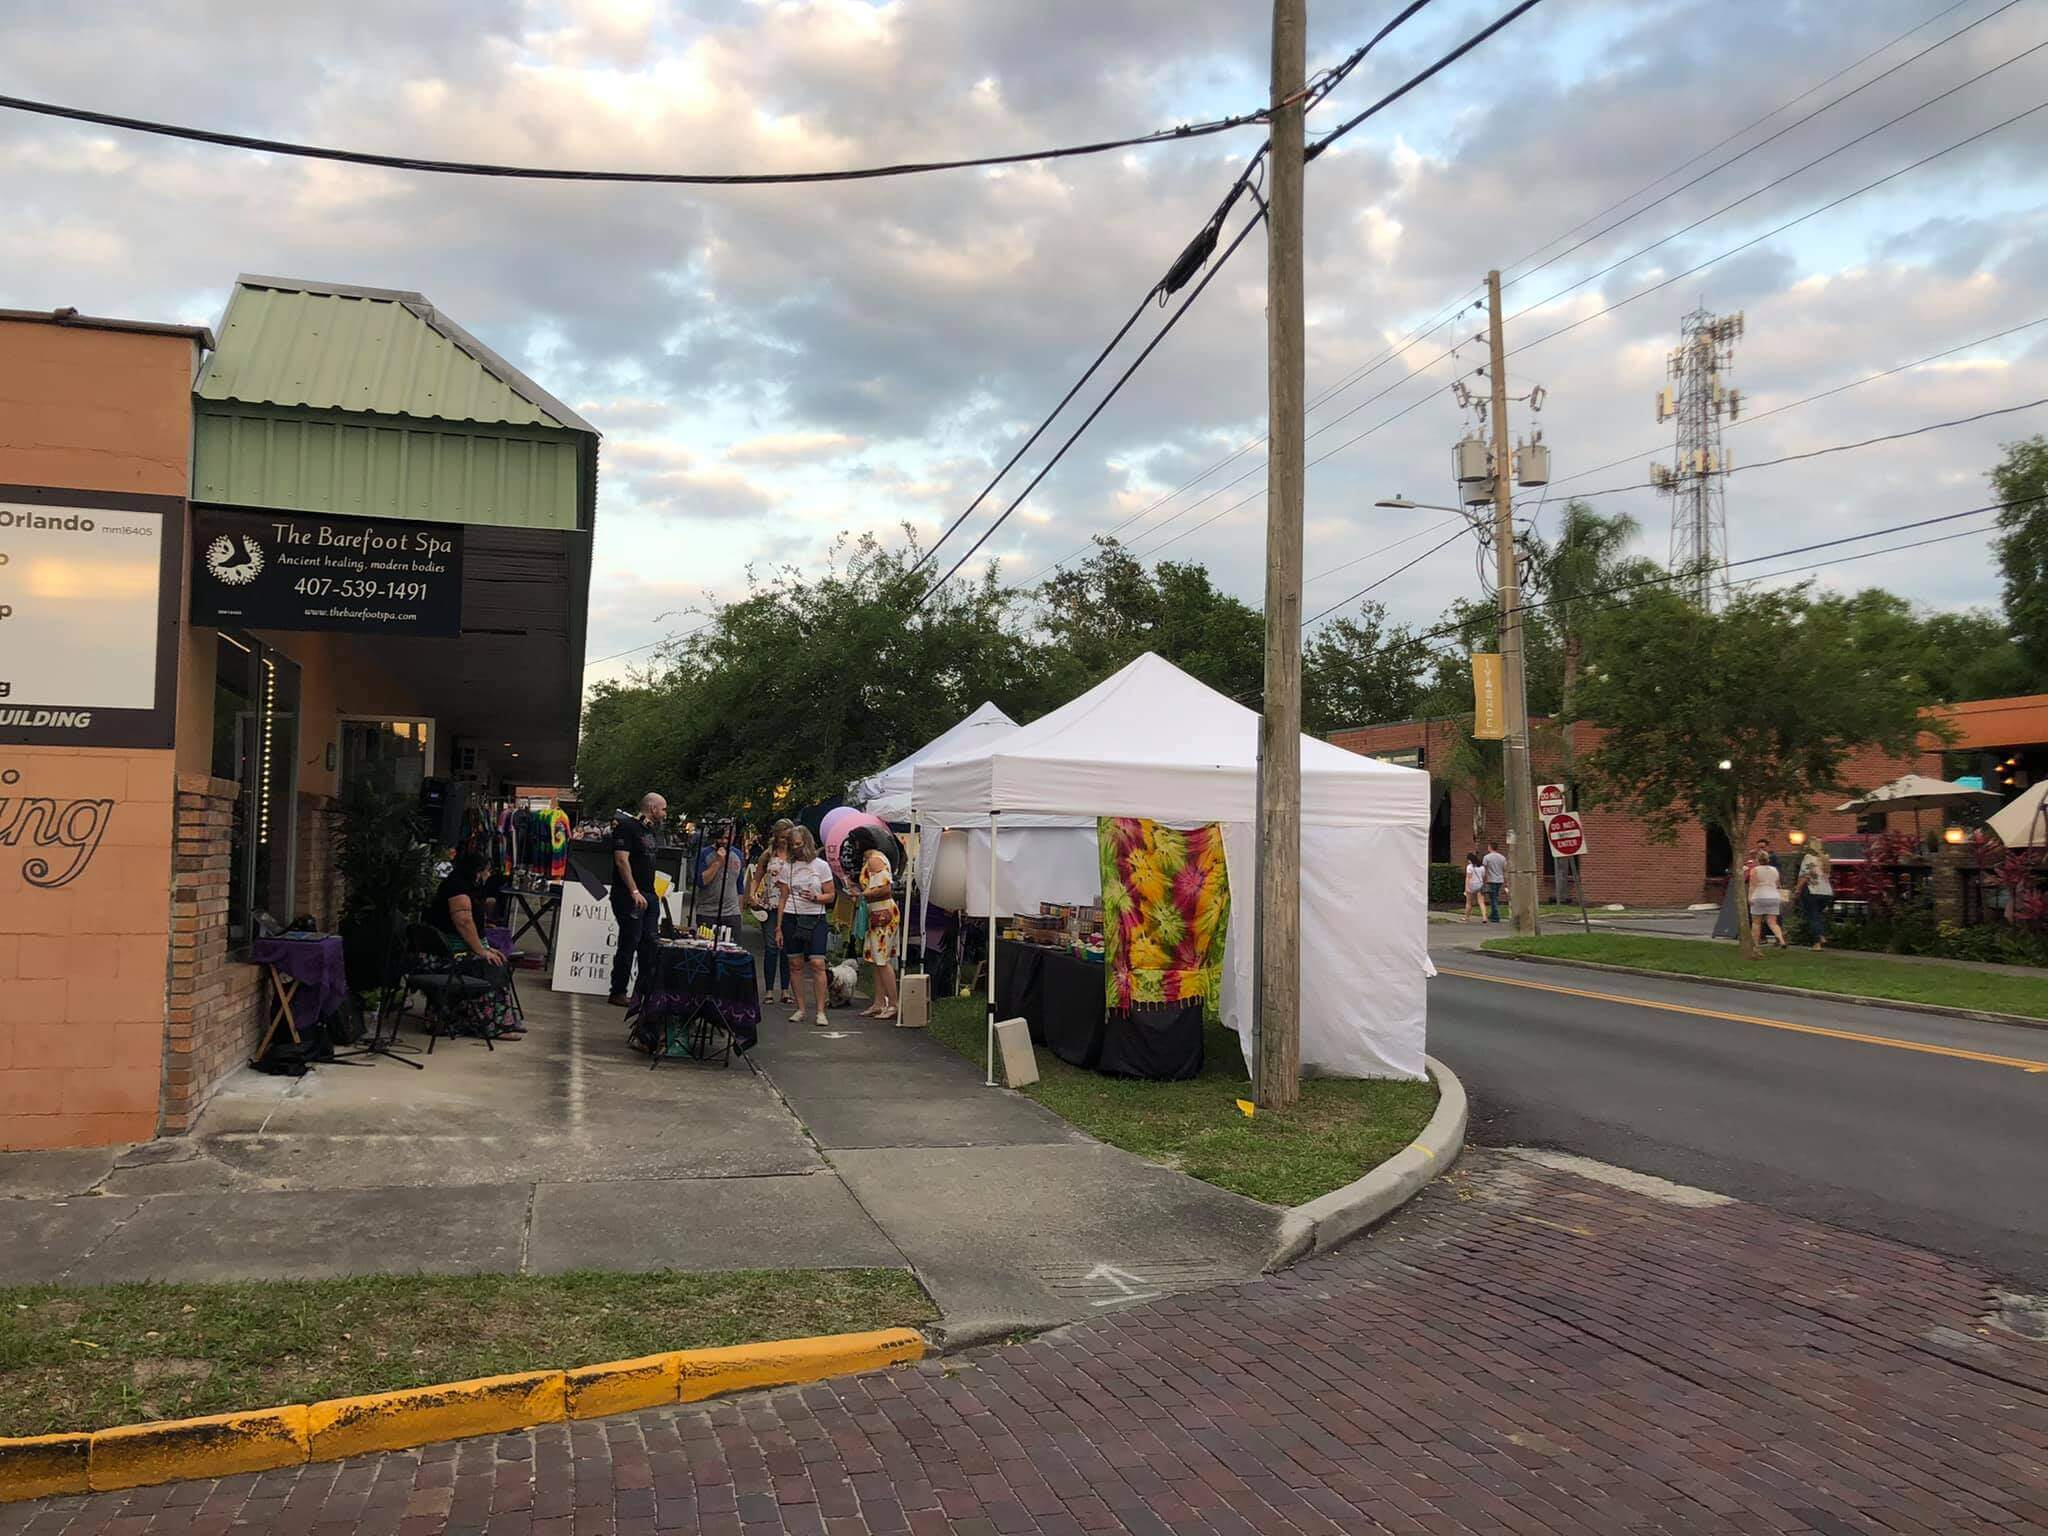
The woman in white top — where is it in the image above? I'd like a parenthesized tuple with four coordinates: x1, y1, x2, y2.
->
(1746, 842, 1787, 950)
(1461, 851, 1486, 922)
(1794, 842, 1834, 951)
(775, 826, 837, 1028)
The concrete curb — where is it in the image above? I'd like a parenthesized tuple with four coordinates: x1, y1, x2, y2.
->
(1266, 1055, 1467, 1270)
(1481, 947, 2048, 1033)
(0, 1328, 926, 1504)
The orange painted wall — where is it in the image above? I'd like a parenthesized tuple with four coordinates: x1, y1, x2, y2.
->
(0, 318, 194, 497)
(0, 316, 198, 1148)
(0, 748, 174, 1147)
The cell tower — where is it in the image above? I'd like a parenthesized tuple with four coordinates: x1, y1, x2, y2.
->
(1649, 306, 1742, 606)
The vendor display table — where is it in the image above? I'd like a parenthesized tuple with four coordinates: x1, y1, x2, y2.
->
(249, 933, 365, 1067)
(506, 886, 560, 968)
(995, 939, 1204, 1080)
(630, 939, 760, 1068)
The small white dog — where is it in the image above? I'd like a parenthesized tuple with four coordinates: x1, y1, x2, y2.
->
(827, 960, 860, 1009)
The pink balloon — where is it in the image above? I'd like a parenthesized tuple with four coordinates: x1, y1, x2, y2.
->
(826, 810, 887, 874)
(820, 806, 864, 849)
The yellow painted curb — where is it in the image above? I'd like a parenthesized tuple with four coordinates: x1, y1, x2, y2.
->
(308, 1371, 566, 1462)
(676, 1328, 926, 1403)
(0, 1434, 90, 1502)
(90, 1407, 309, 1493)
(565, 1352, 682, 1421)
(0, 1327, 928, 1503)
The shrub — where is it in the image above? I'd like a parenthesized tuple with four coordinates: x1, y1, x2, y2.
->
(1429, 863, 1467, 905)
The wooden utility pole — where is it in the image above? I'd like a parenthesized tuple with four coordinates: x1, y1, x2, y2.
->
(1486, 269, 1540, 937)
(1257, 0, 1305, 1109)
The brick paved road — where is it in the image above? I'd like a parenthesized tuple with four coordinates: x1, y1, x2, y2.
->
(11, 1150, 2047, 1535)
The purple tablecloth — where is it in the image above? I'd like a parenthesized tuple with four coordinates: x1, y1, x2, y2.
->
(485, 924, 514, 957)
(250, 934, 348, 1029)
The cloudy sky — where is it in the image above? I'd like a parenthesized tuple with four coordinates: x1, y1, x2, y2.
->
(4, 0, 2045, 689)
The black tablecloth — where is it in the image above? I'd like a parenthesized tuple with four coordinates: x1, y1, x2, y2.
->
(633, 940, 760, 1056)
(994, 940, 1203, 1079)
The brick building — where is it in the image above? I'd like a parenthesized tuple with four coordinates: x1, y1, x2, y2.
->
(1328, 717, 1953, 908)
(1, 281, 598, 1149)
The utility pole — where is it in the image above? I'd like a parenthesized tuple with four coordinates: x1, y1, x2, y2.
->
(1486, 269, 1540, 938)
(1256, 0, 1305, 1109)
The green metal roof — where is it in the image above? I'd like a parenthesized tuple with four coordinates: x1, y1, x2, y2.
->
(195, 275, 594, 433)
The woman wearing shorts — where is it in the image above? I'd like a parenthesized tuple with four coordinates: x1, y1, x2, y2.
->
(776, 827, 837, 1028)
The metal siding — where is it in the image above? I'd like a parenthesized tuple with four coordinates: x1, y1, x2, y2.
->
(199, 286, 563, 429)
(192, 409, 582, 529)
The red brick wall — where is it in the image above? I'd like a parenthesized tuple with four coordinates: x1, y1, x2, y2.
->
(293, 792, 342, 932)
(1330, 719, 1940, 907)
(162, 773, 263, 1133)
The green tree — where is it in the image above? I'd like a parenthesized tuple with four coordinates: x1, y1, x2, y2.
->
(1993, 435, 2048, 682)
(1812, 587, 2028, 704)
(1034, 538, 1265, 702)
(580, 532, 1051, 818)
(1573, 583, 1934, 957)
(1527, 501, 1654, 784)
(1301, 601, 1426, 735)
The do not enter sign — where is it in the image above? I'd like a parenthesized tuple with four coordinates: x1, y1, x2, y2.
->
(1536, 782, 1567, 818)
(1546, 812, 1586, 858)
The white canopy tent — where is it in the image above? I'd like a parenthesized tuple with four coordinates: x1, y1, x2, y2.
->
(912, 652, 1432, 1083)
(848, 701, 1019, 823)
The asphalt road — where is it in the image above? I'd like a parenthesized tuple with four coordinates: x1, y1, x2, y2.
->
(1425, 942, 2048, 1288)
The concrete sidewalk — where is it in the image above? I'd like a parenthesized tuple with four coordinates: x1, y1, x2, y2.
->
(0, 975, 1279, 1340)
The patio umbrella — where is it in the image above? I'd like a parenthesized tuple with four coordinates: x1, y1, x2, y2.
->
(1835, 774, 2001, 844)
(1988, 781, 2048, 849)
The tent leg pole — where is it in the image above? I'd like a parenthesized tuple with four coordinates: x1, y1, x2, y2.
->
(987, 812, 999, 1088)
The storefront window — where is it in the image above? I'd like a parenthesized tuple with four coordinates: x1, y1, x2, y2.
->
(340, 718, 433, 797)
(211, 632, 300, 950)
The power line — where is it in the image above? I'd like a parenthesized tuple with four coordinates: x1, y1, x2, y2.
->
(0, 93, 1280, 187)
(1504, 40, 2048, 331)
(1494, 0, 1982, 282)
(1505, 96, 2048, 361)
(914, 204, 1269, 607)
(1303, 525, 1474, 626)
(918, 0, 1549, 604)
(1308, 0, 1548, 158)
(1402, 501, 2009, 654)
(1551, 315, 2048, 489)
(1018, 0, 2016, 584)
(1559, 397, 2048, 501)
(1502, 0, 2027, 298)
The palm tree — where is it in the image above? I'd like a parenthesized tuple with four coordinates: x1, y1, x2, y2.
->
(1530, 501, 1646, 784)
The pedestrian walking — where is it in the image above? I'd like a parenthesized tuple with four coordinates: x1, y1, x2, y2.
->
(607, 792, 667, 1006)
(1482, 840, 1507, 922)
(1795, 840, 1834, 950)
(776, 826, 837, 1028)
(858, 843, 902, 1021)
(1462, 850, 1486, 922)
(751, 820, 795, 1004)
(1747, 841, 1787, 949)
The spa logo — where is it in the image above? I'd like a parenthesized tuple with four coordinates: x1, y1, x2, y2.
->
(0, 767, 112, 889)
(204, 532, 264, 586)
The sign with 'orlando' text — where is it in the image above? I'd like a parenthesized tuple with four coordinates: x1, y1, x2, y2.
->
(0, 491, 182, 749)
(191, 508, 464, 636)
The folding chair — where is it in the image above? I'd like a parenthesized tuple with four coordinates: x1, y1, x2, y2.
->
(403, 924, 515, 1052)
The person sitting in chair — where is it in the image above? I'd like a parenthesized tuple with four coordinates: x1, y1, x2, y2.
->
(430, 853, 509, 970)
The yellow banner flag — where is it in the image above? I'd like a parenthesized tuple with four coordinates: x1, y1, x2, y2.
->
(1472, 653, 1505, 739)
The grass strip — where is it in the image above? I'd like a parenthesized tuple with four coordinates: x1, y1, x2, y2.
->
(0, 1268, 934, 1438)
(1482, 934, 2048, 1019)
(924, 995, 1435, 1208)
